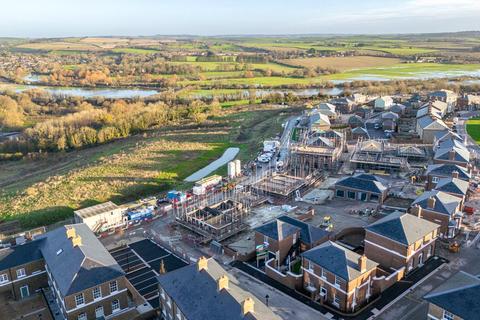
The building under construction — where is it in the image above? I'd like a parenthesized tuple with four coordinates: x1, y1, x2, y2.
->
(290, 130, 346, 176)
(174, 198, 249, 243)
(350, 139, 429, 172)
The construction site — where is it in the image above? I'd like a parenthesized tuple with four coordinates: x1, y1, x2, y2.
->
(350, 139, 430, 172)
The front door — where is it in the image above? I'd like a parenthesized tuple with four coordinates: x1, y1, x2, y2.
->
(418, 252, 423, 266)
(20, 285, 29, 298)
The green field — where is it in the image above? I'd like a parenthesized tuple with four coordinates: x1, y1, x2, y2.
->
(467, 118, 480, 143)
(0, 105, 291, 228)
(111, 47, 160, 54)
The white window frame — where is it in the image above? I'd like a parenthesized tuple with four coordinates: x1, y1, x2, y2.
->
(109, 280, 118, 293)
(112, 299, 120, 312)
(334, 275, 343, 288)
(432, 176, 439, 183)
(75, 293, 84, 306)
(20, 285, 29, 298)
(0, 273, 8, 283)
(321, 268, 326, 279)
(333, 293, 340, 307)
(442, 310, 454, 320)
(77, 312, 87, 320)
(320, 286, 327, 296)
(92, 286, 101, 300)
(308, 260, 313, 271)
(95, 305, 104, 318)
(16, 268, 26, 278)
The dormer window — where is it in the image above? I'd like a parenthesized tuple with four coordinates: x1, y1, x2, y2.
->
(110, 280, 118, 293)
(16, 268, 26, 278)
(75, 293, 84, 306)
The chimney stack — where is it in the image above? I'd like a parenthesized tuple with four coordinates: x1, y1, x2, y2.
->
(358, 254, 367, 273)
(242, 297, 255, 315)
(66, 227, 76, 239)
(412, 204, 423, 218)
(449, 150, 456, 161)
(427, 196, 436, 209)
(218, 275, 229, 291)
(197, 256, 208, 272)
(72, 235, 82, 247)
(452, 171, 459, 179)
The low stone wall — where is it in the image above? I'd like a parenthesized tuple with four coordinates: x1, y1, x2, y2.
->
(265, 258, 303, 290)
(373, 267, 405, 293)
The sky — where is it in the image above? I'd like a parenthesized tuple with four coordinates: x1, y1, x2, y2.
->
(1, 0, 480, 38)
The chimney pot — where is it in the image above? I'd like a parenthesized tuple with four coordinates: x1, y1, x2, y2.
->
(197, 256, 208, 272)
(218, 275, 229, 291)
(242, 297, 255, 315)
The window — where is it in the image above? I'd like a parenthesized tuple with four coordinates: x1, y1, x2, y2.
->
(77, 313, 87, 320)
(92, 287, 101, 300)
(432, 176, 439, 183)
(408, 259, 413, 271)
(293, 234, 297, 245)
(334, 276, 343, 288)
(442, 310, 454, 320)
(307, 260, 313, 271)
(336, 189, 345, 198)
(75, 293, 84, 306)
(427, 245, 432, 257)
(95, 305, 104, 318)
(109, 280, 118, 293)
(321, 268, 326, 279)
(333, 294, 340, 307)
(320, 286, 327, 297)
(112, 299, 120, 312)
(347, 191, 356, 199)
(16, 268, 26, 278)
(0, 274, 8, 283)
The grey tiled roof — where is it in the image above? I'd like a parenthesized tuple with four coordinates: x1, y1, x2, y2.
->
(335, 174, 387, 194)
(411, 190, 461, 216)
(434, 146, 470, 163)
(435, 177, 469, 196)
(255, 220, 300, 241)
(277, 216, 330, 245)
(366, 211, 439, 245)
(0, 238, 45, 271)
(424, 271, 480, 320)
(302, 241, 378, 281)
(426, 164, 471, 180)
(41, 223, 124, 296)
(157, 258, 281, 320)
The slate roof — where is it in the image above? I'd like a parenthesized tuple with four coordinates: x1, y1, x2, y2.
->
(417, 116, 448, 131)
(436, 138, 468, 152)
(434, 130, 462, 144)
(434, 146, 470, 163)
(335, 174, 387, 194)
(348, 115, 364, 126)
(411, 190, 461, 216)
(302, 241, 378, 281)
(157, 258, 281, 320)
(41, 223, 124, 297)
(0, 238, 45, 271)
(309, 112, 330, 128)
(416, 106, 442, 119)
(366, 211, 439, 245)
(277, 216, 330, 245)
(424, 271, 480, 320)
(381, 111, 399, 120)
(255, 220, 300, 242)
(426, 164, 471, 180)
(317, 103, 336, 112)
(435, 177, 469, 196)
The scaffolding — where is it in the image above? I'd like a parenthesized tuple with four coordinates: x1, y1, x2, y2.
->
(173, 189, 253, 243)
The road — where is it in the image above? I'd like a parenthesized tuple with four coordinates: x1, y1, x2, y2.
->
(456, 111, 480, 156)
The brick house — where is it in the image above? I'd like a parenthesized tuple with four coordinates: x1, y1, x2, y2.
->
(157, 257, 281, 320)
(410, 190, 463, 238)
(433, 146, 470, 168)
(254, 216, 330, 269)
(334, 174, 388, 204)
(434, 176, 469, 202)
(424, 271, 480, 320)
(425, 164, 470, 190)
(302, 241, 378, 313)
(364, 211, 440, 273)
(0, 240, 47, 300)
(0, 224, 143, 320)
